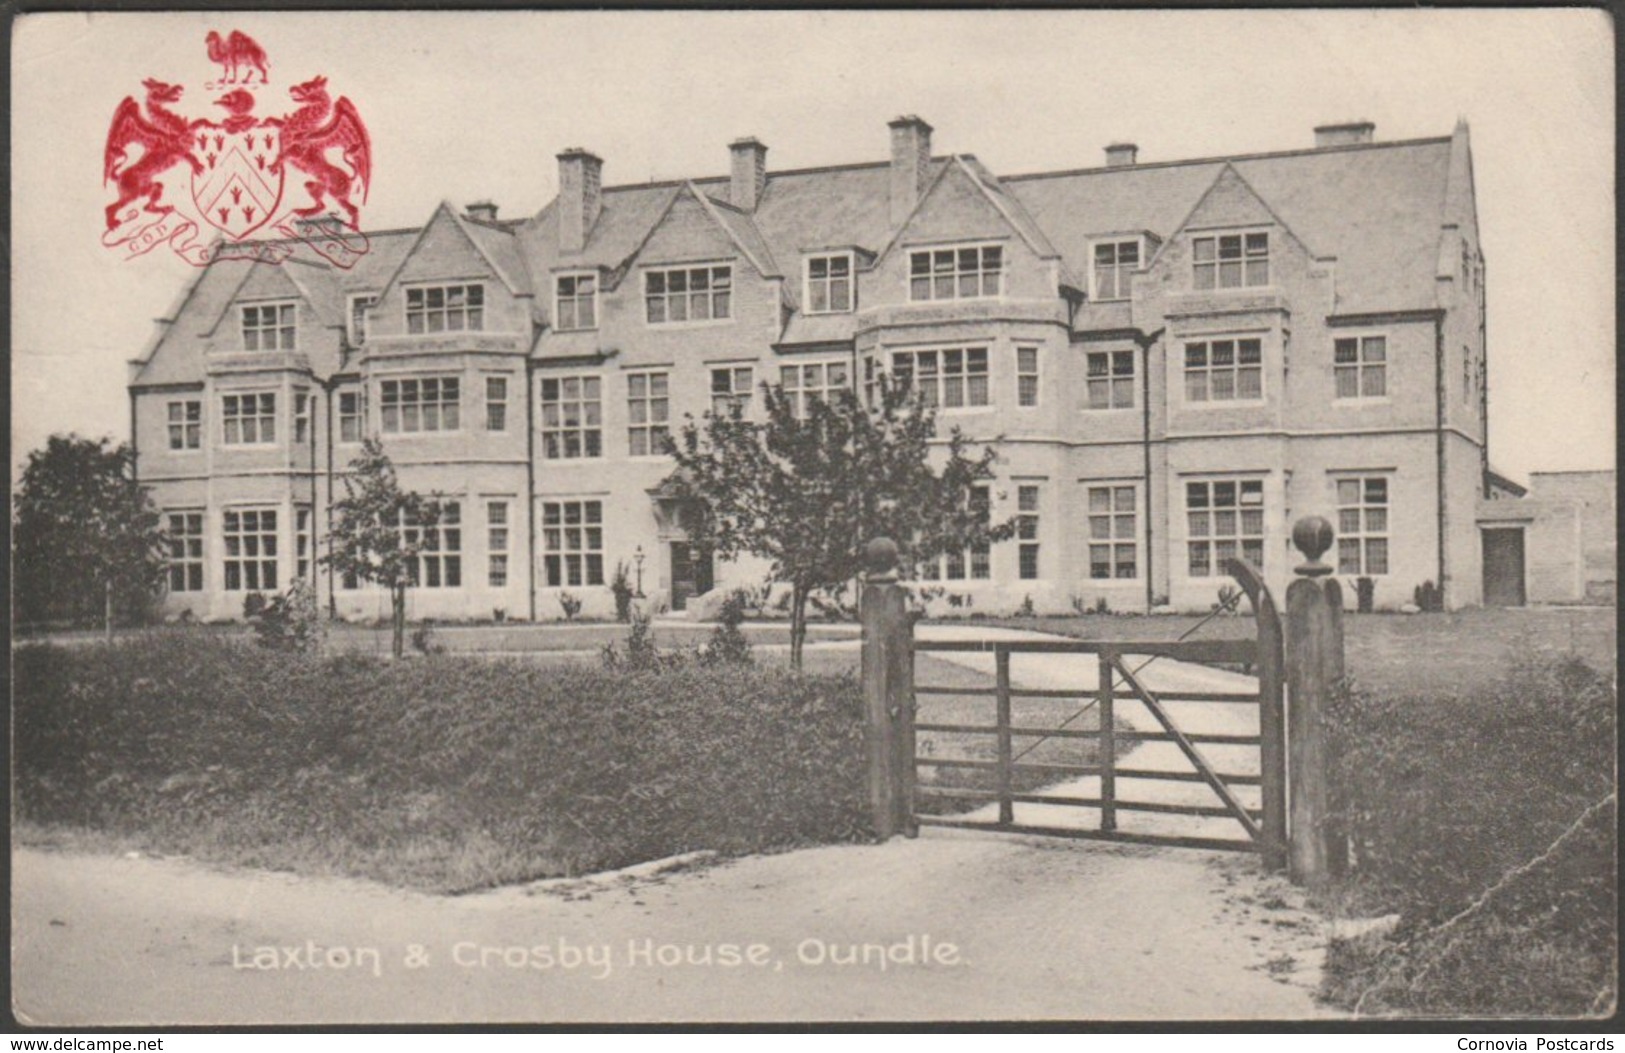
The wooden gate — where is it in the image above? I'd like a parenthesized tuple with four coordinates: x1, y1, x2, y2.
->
(875, 560, 1286, 868)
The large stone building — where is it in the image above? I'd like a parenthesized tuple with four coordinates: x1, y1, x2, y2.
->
(129, 115, 1492, 620)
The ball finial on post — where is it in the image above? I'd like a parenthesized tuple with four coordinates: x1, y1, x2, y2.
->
(1291, 515, 1335, 578)
(864, 537, 901, 583)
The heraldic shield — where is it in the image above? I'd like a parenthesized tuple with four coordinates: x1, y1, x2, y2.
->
(191, 122, 283, 240)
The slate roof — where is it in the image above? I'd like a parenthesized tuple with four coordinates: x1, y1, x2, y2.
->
(133, 132, 1464, 382)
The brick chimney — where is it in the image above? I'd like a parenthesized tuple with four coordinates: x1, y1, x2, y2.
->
(729, 137, 768, 212)
(1105, 142, 1139, 167)
(556, 148, 603, 254)
(465, 200, 498, 223)
(888, 115, 933, 227)
(1314, 122, 1375, 148)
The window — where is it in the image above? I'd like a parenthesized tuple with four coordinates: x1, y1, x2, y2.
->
(806, 254, 853, 314)
(381, 377, 461, 434)
(1017, 485, 1041, 580)
(1192, 232, 1269, 290)
(1092, 239, 1140, 301)
(781, 361, 850, 418)
(1334, 336, 1387, 399)
(1016, 348, 1039, 408)
(294, 390, 311, 444)
(542, 500, 604, 587)
(628, 371, 671, 456)
(711, 367, 754, 417)
(338, 387, 364, 443)
(485, 376, 508, 432)
(241, 303, 295, 351)
(891, 348, 990, 409)
(348, 294, 376, 346)
(920, 487, 991, 581)
(556, 274, 597, 331)
(1184, 339, 1263, 402)
(909, 245, 1002, 302)
(646, 265, 731, 324)
(1088, 486, 1138, 580)
(399, 502, 461, 588)
(222, 393, 276, 445)
(487, 501, 509, 587)
(167, 400, 201, 450)
(1086, 350, 1135, 410)
(1336, 477, 1390, 576)
(406, 284, 484, 334)
(295, 506, 312, 581)
(166, 511, 204, 592)
(1187, 480, 1264, 577)
(863, 357, 879, 406)
(540, 375, 602, 458)
(223, 508, 277, 591)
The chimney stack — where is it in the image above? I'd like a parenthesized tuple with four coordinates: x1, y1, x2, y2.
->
(465, 200, 498, 223)
(888, 115, 933, 227)
(1104, 142, 1139, 168)
(1314, 121, 1375, 148)
(729, 137, 768, 212)
(556, 148, 603, 254)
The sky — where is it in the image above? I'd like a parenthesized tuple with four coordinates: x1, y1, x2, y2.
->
(10, 9, 1614, 485)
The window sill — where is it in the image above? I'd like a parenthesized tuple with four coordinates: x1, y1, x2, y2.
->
(645, 317, 734, 331)
(552, 326, 599, 334)
(803, 308, 855, 317)
(1181, 399, 1267, 409)
(1083, 405, 1137, 413)
(1332, 397, 1392, 406)
(906, 296, 1004, 307)
(380, 431, 466, 438)
(221, 443, 280, 450)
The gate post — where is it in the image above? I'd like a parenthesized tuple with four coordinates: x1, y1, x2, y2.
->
(1284, 516, 1348, 885)
(860, 537, 916, 840)
(1225, 557, 1286, 872)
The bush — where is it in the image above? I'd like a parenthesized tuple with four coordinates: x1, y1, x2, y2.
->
(1413, 579, 1444, 612)
(558, 591, 583, 621)
(1350, 576, 1376, 614)
(1322, 655, 1616, 1015)
(247, 581, 325, 653)
(704, 590, 754, 666)
(410, 619, 444, 655)
(610, 562, 636, 623)
(14, 634, 867, 891)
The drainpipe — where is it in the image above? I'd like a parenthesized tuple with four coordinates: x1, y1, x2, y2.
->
(128, 389, 139, 481)
(525, 356, 538, 622)
(1435, 314, 1447, 604)
(1135, 328, 1165, 612)
(319, 376, 338, 616)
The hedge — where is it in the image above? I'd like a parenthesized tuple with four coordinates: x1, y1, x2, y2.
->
(14, 635, 868, 891)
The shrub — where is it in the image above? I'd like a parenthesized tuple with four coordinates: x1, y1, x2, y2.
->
(558, 591, 583, 621)
(1322, 655, 1616, 1015)
(242, 592, 269, 620)
(1349, 576, 1376, 613)
(1413, 580, 1444, 612)
(610, 562, 635, 623)
(1213, 584, 1240, 614)
(1014, 594, 1036, 619)
(247, 580, 325, 653)
(703, 589, 754, 666)
(410, 619, 444, 655)
(14, 634, 867, 891)
(1093, 595, 1110, 615)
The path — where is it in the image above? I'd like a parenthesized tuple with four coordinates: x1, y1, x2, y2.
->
(14, 834, 1326, 1026)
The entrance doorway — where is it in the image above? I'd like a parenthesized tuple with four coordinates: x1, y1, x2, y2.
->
(670, 542, 714, 612)
(1482, 528, 1527, 606)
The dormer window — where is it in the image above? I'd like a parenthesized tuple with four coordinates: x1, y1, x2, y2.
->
(1091, 239, 1140, 301)
(1193, 232, 1269, 290)
(908, 245, 1002, 302)
(555, 273, 598, 331)
(241, 302, 296, 351)
(646, 265, 732, 324)
(347, 294, 376, 346)
(805, 254, 854, 314)
(406, 284, 484, 334)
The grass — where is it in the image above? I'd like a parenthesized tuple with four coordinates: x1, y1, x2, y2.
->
(964, 606, 1616, 699)
(14, 636, 868, 893)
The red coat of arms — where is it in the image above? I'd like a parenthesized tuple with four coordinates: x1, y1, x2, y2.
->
(102, 31, 372, 268)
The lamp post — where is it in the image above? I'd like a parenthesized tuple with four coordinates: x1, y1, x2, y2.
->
(634, 545, 645, 598)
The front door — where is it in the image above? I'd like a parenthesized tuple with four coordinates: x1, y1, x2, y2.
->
(1482, 528, 1527, 606)
(670, 542, 714, 612)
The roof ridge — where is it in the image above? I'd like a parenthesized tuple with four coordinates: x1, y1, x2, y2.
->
(1002, 136, 1454, 183)
(599, 154, 961, 195)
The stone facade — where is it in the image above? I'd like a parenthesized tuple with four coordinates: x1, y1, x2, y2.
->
(129, 115, 1491, 620)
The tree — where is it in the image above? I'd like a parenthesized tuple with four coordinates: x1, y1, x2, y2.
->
(669, 377, 1015, 668)
(12, 434, 167, 634)
(321, 439, 444, 658)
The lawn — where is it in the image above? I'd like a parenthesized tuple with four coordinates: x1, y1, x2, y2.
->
(957, 606, 1615, 698)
